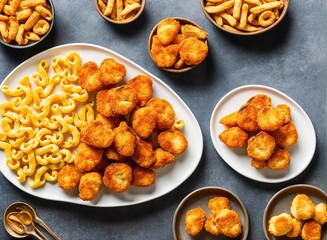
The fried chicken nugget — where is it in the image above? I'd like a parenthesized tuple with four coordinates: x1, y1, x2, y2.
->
(219, 111, 238, 127)
(57, 165, 81, 190)
(96, 114, 125, 129)
(108, 85, 138, 115)
(171, 33, 186, 45)
(247, 131, 276, 161)
(131, 165, 155, 187)
(219, 126, 248, 148)
(301, 220, 321, 240)
(181, 24, 208, 40)
(268, 213, 293, 236)
(103, 163, 132, 192)
(113, 121, 136, 157)
(266, 148, 290, 170)
(151, 35, 179, 68)
(276, 104, 291, 124)
(80, 120, 115, 148)
(314, 203, 327, 225)
(157, 130, 188, 155)
(79, 172, 102, 201)
(157, 18, 180, 45)
(286, 218, 304, 238)
(290, 194, 316, 220)
(146, 97, 175, 130)
(208, 196, 230, 214)
(92, 155, 111, 173)
(75, 142, 103, 173)
(98, 58, 126, 85)
(130, 106, 157, 138)
(96, 89, 118, 117)
(179, 37, 208, 66)
(237, 104, 260, 132)
(105, 146, 125, 162)
(271, 123, 298, 148)
(151, 148, 175, 169)
(125, 74, 153, 107)
(184, 207, 206, 236)
(131, 137, 155, 168)
(204, 214, 220, 235)
(77, 61, 103, 92)
(246, 94, 271, 109)
(215, 209, 242, 238)
(250, 159, 266, 169)
(257, 107, 285, 131)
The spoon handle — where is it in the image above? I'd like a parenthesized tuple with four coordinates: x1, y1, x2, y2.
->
(35, 227, 49, 240)
(34, 218, 61, 240)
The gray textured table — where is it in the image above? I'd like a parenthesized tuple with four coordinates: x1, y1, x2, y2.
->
(0, 1, 326, 239)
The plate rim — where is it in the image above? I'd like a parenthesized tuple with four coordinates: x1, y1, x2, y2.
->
(0, 43, 204, 207)
(210, 84, 316, 183)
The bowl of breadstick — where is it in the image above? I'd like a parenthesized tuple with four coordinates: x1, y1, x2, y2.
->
(94, 0, 145, 24)
(200, 0, 288, 35)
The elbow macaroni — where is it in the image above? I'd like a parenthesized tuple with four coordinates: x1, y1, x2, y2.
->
(0, 52, 94, 188)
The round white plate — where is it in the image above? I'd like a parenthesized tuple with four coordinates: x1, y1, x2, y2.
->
(0, 43, 203, 207)
(210, 85, 316, 183)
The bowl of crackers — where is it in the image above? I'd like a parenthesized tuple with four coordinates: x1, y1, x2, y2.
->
(0, 0, 55, 48)
(94, 0, 145, 24)
(200, 0, 289, 35)
(148, 17, 209, 72)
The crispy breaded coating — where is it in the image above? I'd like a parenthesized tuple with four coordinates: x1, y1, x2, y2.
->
(204, 214, 220, 235)
(147, 129, 160, 150)
(184, 207, 206, 236)
(96, 89, 118, 117)
(247, 131, 276, 161)
(92, 155, 111, 174)
(314, 203, 327, 225)
(208, 196, 230, 214)
(57, 165, 81, 190)
(266, 148, 290, 170)
(301, 220, 321, 240)
(131, 165, 155, 187)
(158, 130, 188, 155)
(257, 107, 285, 131)
(219, 111, 238, 127)
(113, 121, 136, 157)
(290, 194, 316, 220)
(146, 97, 175, 130)
(105, 146, 125, 162)
(219, 126, 248, 148)
(131, 137, 155, 168)
(77, 61, 104, 92)
(246, 94, 271, 109)
(103, 163, 132, 192)
(171, 33, 186, 45)
(179, 37, 208, 66)
(286, 218, 303, 238)
(250, 159, 266, 169)
(96, 114, 125, 129)
(98, 58, 126, 85)
(80, 120, 115, 148)
(181, 24, 208, 40)
(151, 148, 175, 169)
(130, 106, 157, 138)
(276, 104, 291, 124)
(125, 74, 153, 107)
(75, 142, 103, 173)
(108, 85, 138, 115)
(79, 172, 102, 201)
(236, 104, 260, 132)
(157, 18, 180, 45)
(268, 213, 293, 236)
(215, 209, 242, 238)
(151, 35, 179, 68)
(271, 123, 298, 148)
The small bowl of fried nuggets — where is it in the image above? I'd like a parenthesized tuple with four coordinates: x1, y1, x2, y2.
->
(201, 0, 288, 35)
(94, 0, 145, 24)
(0, 0, 55, 48)
(57, 57, 188, 201)
(218, 94, 298, 171)
(148, 17, 209, 72)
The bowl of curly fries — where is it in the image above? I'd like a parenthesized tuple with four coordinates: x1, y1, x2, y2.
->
(94, 0, 145, 24)
(200, 0, 289, 35)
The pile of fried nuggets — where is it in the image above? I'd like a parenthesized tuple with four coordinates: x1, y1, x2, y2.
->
(268, 194, 327, 239)
(57, 57, 188, 201)
(219, 94, 298, 170)
(150, 18, 208, 70)
(185, 196, 242, 238)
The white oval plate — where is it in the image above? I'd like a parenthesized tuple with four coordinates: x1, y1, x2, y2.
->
(210, 85, 316, 183)
(0, 43, 203, 207)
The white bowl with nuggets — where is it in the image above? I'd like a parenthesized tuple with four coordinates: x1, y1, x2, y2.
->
(148, 17, 209, 73)
(200, 0, 289, 35)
